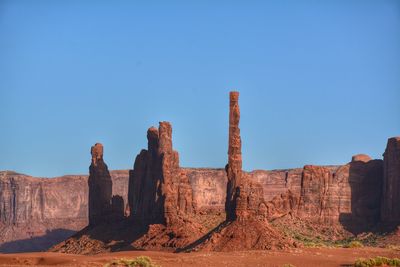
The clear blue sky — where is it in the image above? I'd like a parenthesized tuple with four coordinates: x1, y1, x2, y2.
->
(1, 1, 399, 177)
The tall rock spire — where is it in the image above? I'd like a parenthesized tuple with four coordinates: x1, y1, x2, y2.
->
(226, 91, 243, 221)
(182, 91, 295, 252)
(88, 143, 113, 225)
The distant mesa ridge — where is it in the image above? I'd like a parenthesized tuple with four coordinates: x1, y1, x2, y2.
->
(0, 91, 399, 253)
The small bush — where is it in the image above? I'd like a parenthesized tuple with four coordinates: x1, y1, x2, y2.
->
(303, 241, 319, 248)
(104, 256, 159, 267)
(346, 241, 364, 248)
(354, 256, 400, 267)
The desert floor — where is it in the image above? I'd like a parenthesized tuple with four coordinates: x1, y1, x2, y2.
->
(0, 247, 399, 267)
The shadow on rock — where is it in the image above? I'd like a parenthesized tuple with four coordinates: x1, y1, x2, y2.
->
(339, 159, 383, 235)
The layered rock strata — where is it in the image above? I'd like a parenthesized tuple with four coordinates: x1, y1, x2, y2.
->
(0, 171, 88, 253)
(294, 158, 383, 233)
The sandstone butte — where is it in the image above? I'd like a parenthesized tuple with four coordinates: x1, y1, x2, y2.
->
(0, 92, 399, 254)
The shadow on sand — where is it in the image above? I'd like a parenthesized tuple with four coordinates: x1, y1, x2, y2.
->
(0, 228, 76, 253)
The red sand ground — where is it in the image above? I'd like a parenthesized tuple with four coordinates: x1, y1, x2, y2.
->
(0, 247, 399, 267)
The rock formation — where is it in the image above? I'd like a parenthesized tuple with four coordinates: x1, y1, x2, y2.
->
(345, 157, 383, 232)
(352, 154, 372, 162)
(0, 171, 88, 253)
(129, 123, 194, 226)
(381, 137, 400, 223)
(128, 122, 204, 250)
(297, 165, 333, 221)
(2, 90, 399, 253)
(88, 143, 113, 226)
(294, 158, 383, 233)
(186, 168, 227, 214)
(225, 91, 242, 221)
(263, 157, 385, 241)
(264, 190, 299, 220)
(1, 151, 395, 253)
(128, 127, 164, 225)
(225, 92, 272, 223)
(183, 91, 295, 252)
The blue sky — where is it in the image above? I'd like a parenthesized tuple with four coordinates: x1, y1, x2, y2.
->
(1, 1, 399, 177)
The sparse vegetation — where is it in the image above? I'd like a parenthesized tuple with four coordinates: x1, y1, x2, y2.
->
(345, 241, 364, 248)
(354, 256, 400, 267)
(270, 217, 388, 249)
(387, 245, 400, 251)
(104, 256, 159, 267)
(190, 212, 226, 231)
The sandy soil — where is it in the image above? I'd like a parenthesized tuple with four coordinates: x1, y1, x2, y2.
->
(0, 247, 399, 267)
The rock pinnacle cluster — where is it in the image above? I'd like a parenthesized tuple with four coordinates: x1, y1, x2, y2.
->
(45, 91, 400, 255)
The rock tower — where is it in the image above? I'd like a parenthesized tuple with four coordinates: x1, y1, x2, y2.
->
(226, 91, 243, 220)
(88, 143, 113, 226)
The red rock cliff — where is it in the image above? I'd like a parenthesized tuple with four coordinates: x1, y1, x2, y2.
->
(381, 137, 400, 223)
(296, 158, 383, 233)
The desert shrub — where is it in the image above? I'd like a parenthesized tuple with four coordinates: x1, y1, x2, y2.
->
(346, 241, 364, 248)
(303, 241, 321, 248)
(104, 256, 159, 267)
(354, 256, 400, 267)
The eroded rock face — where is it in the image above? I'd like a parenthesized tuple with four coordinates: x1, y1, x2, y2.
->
(235, 173, 267, 221)
(187, 168, 304, 216)
(381, 137, 400, 223)
(265, 190, 299, 220)
(297, 165, 333, 221)
(295, 160, 383, 233)
(185, 168, 227, 214)
(249, 169, 303, 201)
(0, 171, 88, 252)
(158, 122, 194, 225)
